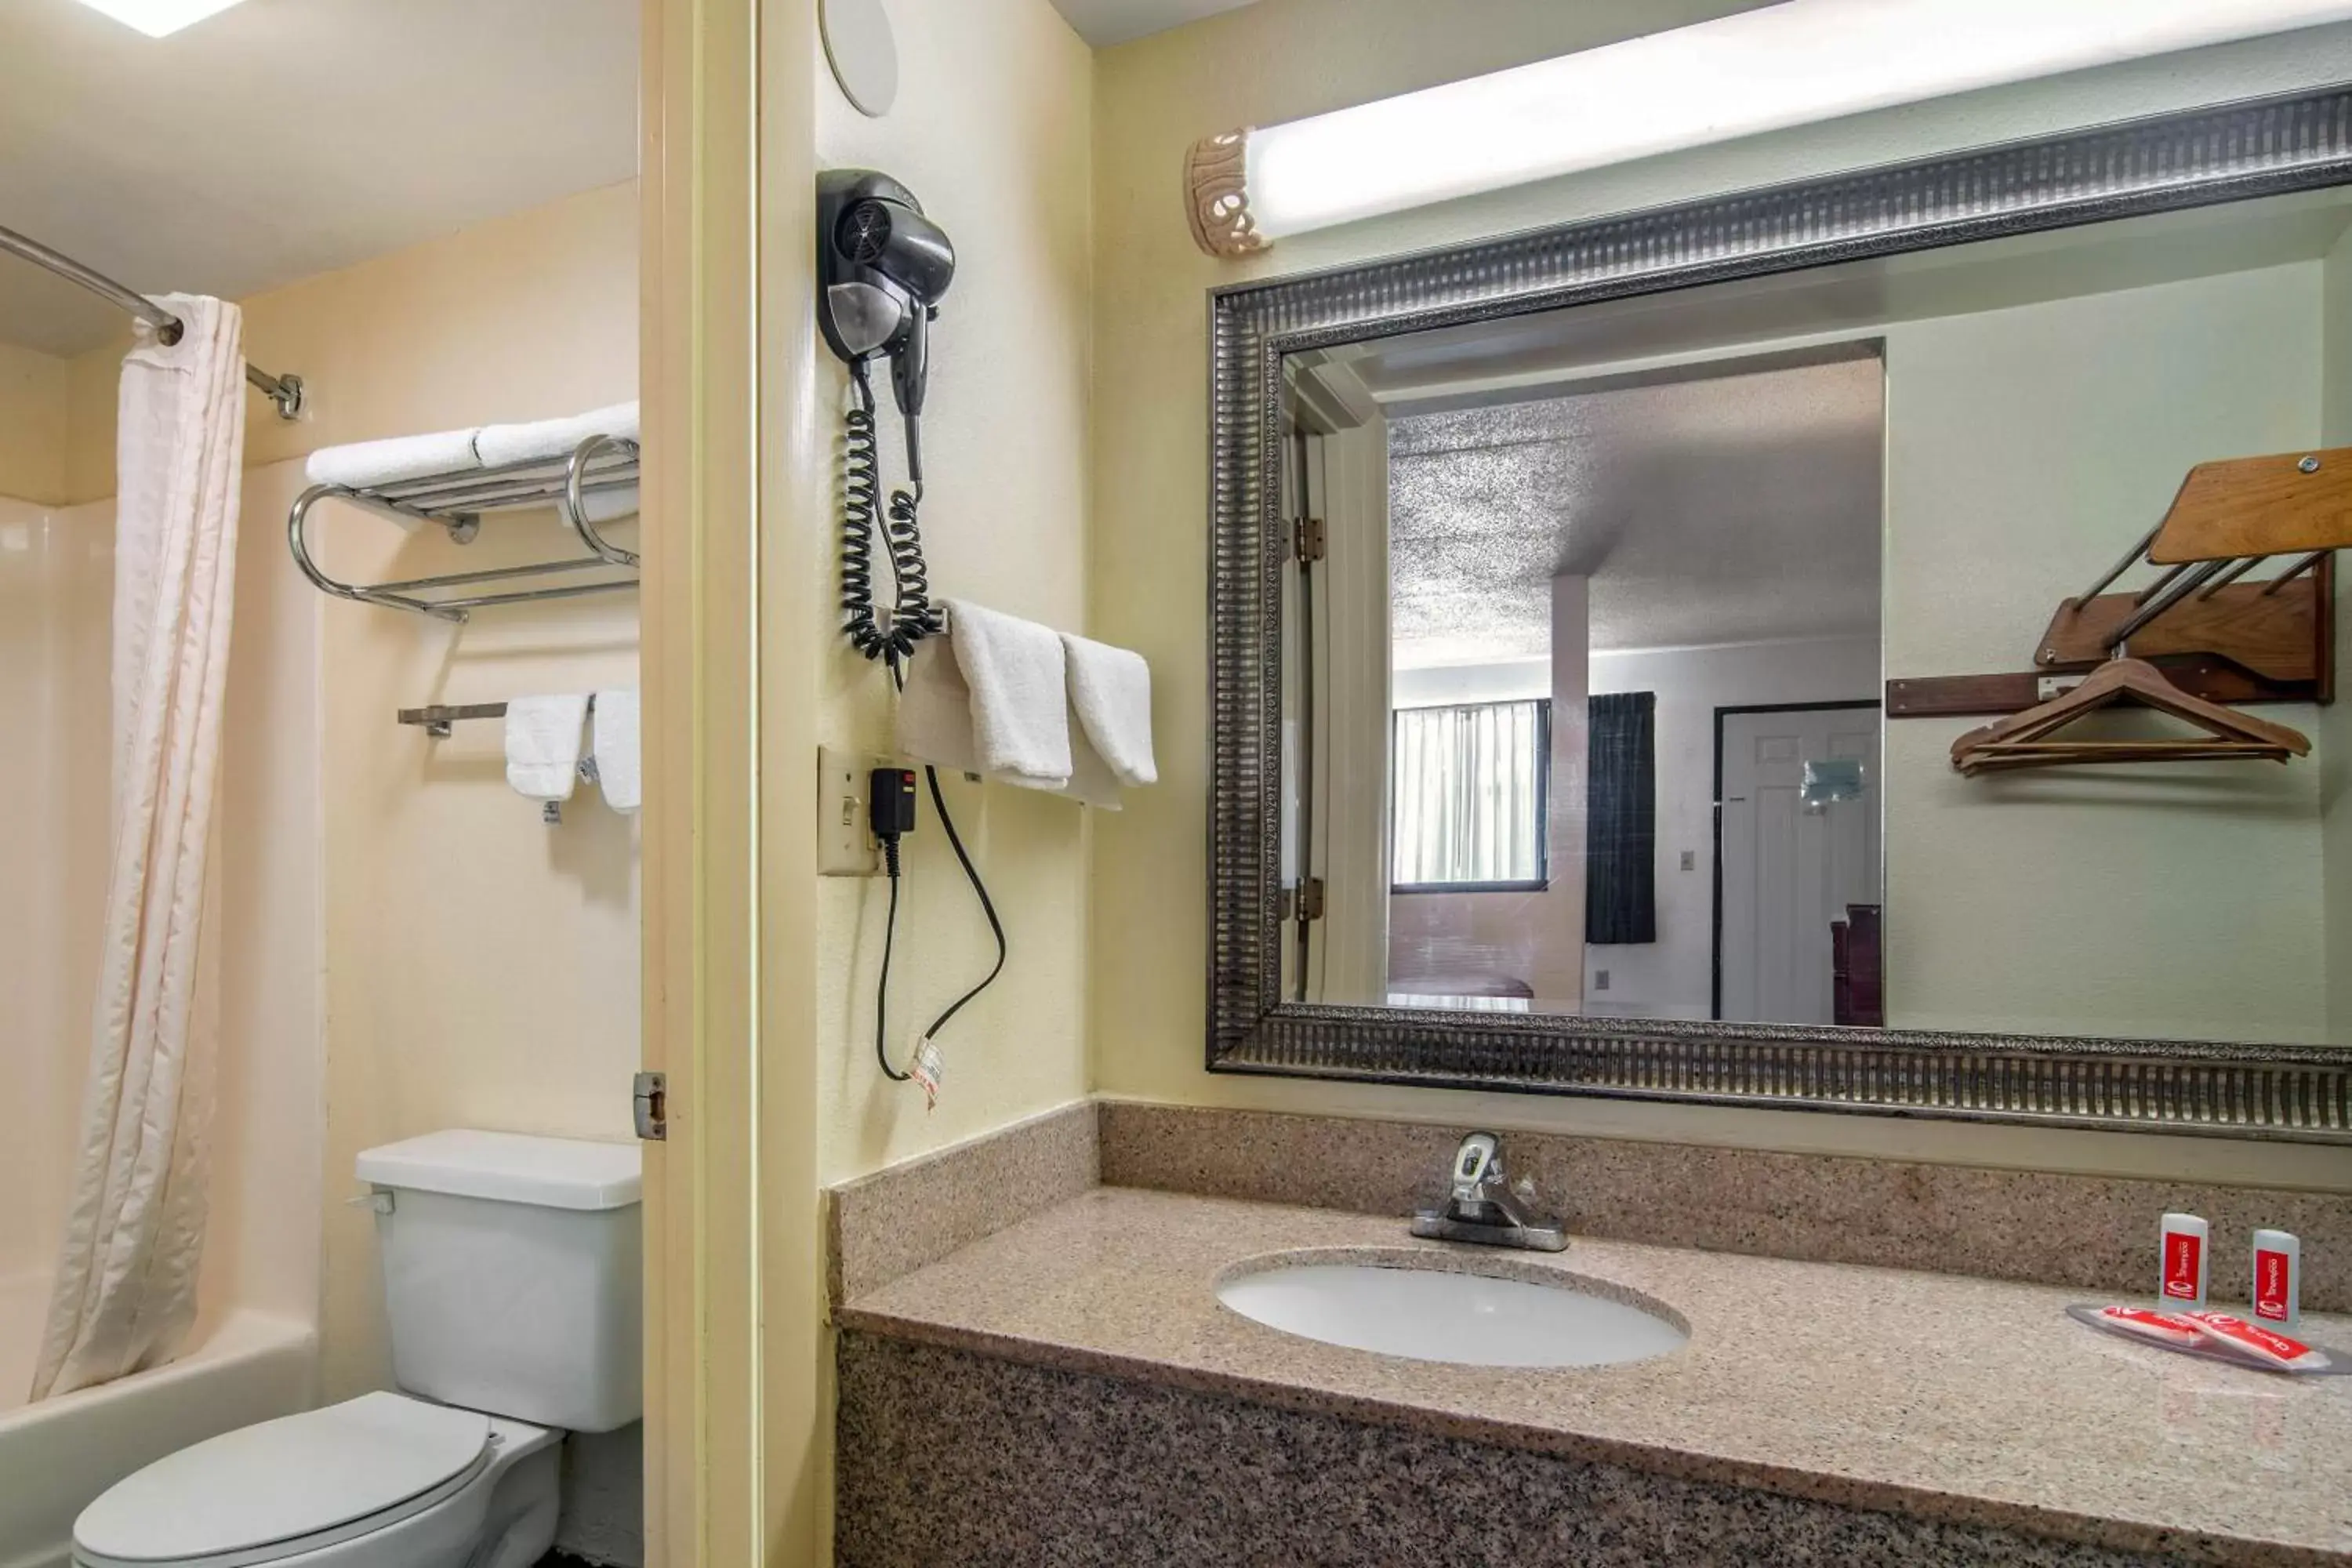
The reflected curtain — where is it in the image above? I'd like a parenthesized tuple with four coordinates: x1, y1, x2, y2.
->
(1390, 699, 1546, 886)
(34, 296, 244, 1400)
(1585, 691, 1655, 944)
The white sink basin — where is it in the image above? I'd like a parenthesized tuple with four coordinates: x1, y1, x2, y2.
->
(1217, 1261, 1686, 1368)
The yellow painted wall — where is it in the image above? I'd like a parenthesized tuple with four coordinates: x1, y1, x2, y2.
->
(0, 340, 71, 503)
(809, 0, 1094, 1185)
(1087, 0, 2352, 1189)
(1885, 265, 2327, 1043)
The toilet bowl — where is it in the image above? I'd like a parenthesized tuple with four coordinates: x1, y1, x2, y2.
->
(71, 1131, 641, 1568)
(72, 1393, 559, 1568)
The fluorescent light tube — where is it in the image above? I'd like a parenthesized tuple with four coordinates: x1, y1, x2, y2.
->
(71, 0, 250, 38)
(1186, 0, 2352, 256)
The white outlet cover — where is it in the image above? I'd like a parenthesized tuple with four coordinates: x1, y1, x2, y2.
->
(817, 745, 883, 877)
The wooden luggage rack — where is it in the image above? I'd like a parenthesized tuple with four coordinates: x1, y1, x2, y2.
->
(1889, 447, 2346, 726)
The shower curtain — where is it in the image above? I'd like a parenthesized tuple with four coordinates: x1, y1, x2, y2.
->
(32, 296, 245, 1400)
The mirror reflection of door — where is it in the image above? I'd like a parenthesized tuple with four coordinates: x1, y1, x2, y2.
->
(1716, 703, 1884, 1026)
(1341, 347, 1888, 1024)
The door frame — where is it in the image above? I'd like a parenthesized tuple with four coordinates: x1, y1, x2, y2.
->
(1710, 699, 1883, 1023)
(640, 0, 826, 1563)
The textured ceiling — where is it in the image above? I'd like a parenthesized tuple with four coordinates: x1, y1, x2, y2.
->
(0, 0, 636, 356)
(1387, 357, 1884, 669)
(1047, 0, 1261, 46)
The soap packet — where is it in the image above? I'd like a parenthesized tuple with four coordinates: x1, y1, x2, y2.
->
(2067, 1304, 2350, 1376)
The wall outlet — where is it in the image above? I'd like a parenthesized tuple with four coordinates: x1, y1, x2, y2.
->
(1679, 849, 1697, 872)
(1592, 969, 1610, 991)
(817, 746, 884, 877)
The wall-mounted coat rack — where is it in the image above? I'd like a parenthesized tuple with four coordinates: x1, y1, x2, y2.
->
(289, 434, 640, 622)
(1889, 446, 2343, 722)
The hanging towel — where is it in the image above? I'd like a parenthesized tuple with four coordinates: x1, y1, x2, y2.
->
(303, 427, 485, 492)
(475, 401, 641, 468)
(505, 695, 590, 802)
(593, 689, 642, 813)
(1058, 703, 1125, 810)
(942, 601, 1071, 788)
(898, 637, 1120, 808)
(1062, 633, 1156, 787)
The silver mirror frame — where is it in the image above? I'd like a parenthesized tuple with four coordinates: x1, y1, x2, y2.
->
(1207, 85, 2352, 1142)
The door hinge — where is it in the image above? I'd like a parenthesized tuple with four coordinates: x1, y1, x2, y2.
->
(633, 1071, 667, 1142)
(1293, 516, 1326, 564)
(1294, 876, 1326, 923)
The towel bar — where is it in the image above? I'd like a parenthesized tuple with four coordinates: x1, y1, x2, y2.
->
(288, 434, 640, 621)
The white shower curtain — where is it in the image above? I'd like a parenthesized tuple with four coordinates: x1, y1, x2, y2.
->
(32, 296, 245, 1400)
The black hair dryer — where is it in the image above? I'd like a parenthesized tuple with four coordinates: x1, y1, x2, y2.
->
(818, 169, 956, 478)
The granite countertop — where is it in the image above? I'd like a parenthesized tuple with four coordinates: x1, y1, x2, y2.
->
(837, 1187, 2352, 1566)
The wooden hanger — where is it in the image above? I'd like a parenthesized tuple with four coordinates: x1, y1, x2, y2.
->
(1949, 657, 2310, 775)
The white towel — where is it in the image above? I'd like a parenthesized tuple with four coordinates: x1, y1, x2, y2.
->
(1062, 633, 1156, 787)
(897, 637, 1121, 808)
(1059, 706, 1124, 809)
(304, 427, 484, 492)
(572, 482, 640, 526)
(943, 601, 1071, 788)
(505, 695, 590, 802)
(593, 689, 641, 813)
(475, 401, 641, 468)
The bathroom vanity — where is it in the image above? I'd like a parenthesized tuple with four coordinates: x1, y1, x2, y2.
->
(828, 1105, 2352, 1567)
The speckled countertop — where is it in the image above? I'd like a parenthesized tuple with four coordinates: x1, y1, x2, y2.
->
(837, 1187, 2352, 1566)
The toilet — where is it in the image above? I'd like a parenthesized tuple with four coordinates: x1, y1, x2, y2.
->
(72, 1131, 643, 1568)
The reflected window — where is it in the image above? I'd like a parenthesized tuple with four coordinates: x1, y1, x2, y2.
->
(1391, 699, 1549, 891)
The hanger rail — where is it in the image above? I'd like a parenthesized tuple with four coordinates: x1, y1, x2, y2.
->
(289, 434, 639, 622)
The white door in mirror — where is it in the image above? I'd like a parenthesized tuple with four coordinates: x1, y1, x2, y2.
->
(1217, 1263, 1686, 1368)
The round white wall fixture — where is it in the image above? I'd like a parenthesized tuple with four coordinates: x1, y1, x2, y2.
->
(820, 0, 898, 119)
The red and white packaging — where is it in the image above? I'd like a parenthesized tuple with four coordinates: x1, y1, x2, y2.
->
(2089, 1305, 2203, 1348)
(2250, 1229, 2300, 1330)
(2183, 1312, 2328, 1372)
(2159, 1212, 2208, 1307)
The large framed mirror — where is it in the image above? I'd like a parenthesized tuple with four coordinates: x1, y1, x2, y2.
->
(1208, 85, 2352, 1140)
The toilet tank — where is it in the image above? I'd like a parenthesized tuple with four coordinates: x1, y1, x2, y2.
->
(355, 1130, 642, 1432)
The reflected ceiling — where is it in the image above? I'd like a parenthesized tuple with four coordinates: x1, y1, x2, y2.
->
(1388, 354, 1884, 668)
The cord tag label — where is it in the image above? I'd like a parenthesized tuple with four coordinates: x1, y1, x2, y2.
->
(910, 1036, 945, 1111)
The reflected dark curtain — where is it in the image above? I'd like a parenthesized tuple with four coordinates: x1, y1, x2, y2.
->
(1585, 691, 1656, 945)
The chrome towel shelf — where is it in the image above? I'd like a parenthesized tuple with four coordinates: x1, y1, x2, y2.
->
(289, 433, 640, 621)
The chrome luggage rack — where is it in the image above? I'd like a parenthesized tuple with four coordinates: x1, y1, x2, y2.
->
(288, 433, 640, 621)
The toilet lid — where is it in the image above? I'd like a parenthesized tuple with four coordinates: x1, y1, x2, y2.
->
(74, 1392, 492, 1566)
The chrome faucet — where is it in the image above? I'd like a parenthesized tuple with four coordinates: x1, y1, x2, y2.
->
(1409, 1131, 1567, 1251)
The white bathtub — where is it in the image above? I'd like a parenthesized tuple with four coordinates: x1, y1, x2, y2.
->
(0, 1270, 315, 1568)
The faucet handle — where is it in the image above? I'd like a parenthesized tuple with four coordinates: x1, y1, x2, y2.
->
(1450, 1131, 1502, 1200)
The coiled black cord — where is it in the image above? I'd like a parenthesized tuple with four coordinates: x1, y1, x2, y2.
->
(842, 364, 941, 666)
(847, 371, 1008, 1090)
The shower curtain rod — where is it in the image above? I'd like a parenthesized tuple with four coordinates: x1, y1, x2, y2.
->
(0, 223, 304, 420)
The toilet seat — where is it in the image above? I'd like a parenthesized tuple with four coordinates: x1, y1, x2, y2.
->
(73, 1393, 493, 1568)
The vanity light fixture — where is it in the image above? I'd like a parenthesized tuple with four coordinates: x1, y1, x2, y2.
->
(69, 0, 249, 38)
(1184, 0, 2352, 256)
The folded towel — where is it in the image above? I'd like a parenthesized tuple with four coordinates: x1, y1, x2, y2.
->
(1062, 633, 1156, 787)
(505, 695, 590, 802)
(572, 482, 640, 527)
(593, 689, 641, 813)
(944, 601, 1071, 788)
(304, 427, 485, 492)
(1059, 706, 1124, 810)
(898, 638, 1121, 808)
(475, 401, 641, 468)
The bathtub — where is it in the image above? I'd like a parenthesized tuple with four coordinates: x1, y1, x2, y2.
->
(0, 1269, 315, 1568)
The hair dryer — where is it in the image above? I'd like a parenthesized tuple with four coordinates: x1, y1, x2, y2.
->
(818, 169, 956, 479)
